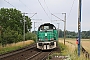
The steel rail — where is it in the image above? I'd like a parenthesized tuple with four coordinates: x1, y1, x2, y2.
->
(0, 43, 36, 59)
(26, 52, 42, 60)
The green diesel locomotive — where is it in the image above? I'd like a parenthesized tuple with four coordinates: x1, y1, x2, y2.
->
(37, 23, 58, 50)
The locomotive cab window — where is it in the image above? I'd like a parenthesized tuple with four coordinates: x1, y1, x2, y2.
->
(44, 26, 49, 30)
(40, 26, 44, 31)
(40, 26, 54, 31)
(38, 23, 56, 31)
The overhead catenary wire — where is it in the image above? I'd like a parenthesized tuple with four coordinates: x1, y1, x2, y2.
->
(3, 0, 20, 15)
(44, 0, 52, 22)
(38, 0, 51, 20)
(3, 0, 16, 8)
(4, 0, 75, 21)
(44, 0, 51, 14)
(67, 0, 75, 19)
(19, 0, 33, 12)
(19, 0, 38, 19)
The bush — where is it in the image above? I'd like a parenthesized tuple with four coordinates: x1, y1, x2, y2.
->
(58, 43, 66, 51)
(2, 29, 16, 45)
(1, 27, 23, 46)
(17, 34, 23, 42)
(25, 32, 37, 42)
(1, 27, 36, 46)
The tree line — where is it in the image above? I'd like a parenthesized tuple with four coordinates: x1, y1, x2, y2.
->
(58, 29, 90, 39)
(0, 8, 36, 47)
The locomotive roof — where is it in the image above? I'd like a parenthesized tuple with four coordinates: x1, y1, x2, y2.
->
(38, 23, 56, 30)
(40, 23, 54, 26)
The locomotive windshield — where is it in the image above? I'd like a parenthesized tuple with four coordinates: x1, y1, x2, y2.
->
(44, 26, 49, 30)
(38, 23, 56, 31)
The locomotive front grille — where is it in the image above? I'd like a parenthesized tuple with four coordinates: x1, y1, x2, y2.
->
(38, 43, 42, 46)
(50, 42, 54, 45)
(44, 43, 49, 45)
(38, 41, 56, 50)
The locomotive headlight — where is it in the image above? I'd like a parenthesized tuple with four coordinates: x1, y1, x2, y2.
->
(39, 39, 42, 41)
(52, 38, 54, 40)
(39, 39, 41, 40)
(39, 39, 41, 41)
(50, 38, 54, 40)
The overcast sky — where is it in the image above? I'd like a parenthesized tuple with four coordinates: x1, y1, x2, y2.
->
(0, 0, 90, 32)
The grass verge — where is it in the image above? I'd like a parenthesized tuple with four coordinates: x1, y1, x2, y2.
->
(0, 40, 34, 54)
(48, 42, 67, 59)
(48, 41, 88, 60)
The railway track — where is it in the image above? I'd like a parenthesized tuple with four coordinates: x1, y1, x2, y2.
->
(0, 43, 37, 60)
(0, 43, 60, 60)
(28, 48, 60, 60)
(1, 41, 89, 60)
(26, 50, 52, 60)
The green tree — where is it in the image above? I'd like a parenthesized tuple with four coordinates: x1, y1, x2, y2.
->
(2, 27, 23, 46)
(0, 8, 32, 45)
(0, 8, 32, 34)
(58, 29, 63, 38)
(82, 31, 90, 39)
(2, 27, 17, 44)
(25, 32, 37, 42)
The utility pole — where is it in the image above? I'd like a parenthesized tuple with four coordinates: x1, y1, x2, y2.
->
(51, 13, 66, 45)
(22, 13, 37, 45)
(23, 13, 27, 45)
(0, 26, 2, 46)
(31, 19, 42, 33)
(62, 13, 66, 45)
(57, 23, 60, 38)
(57, 23, 59, 29)
(34, 22, 35, 33)
(78, 0, 82, 56)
